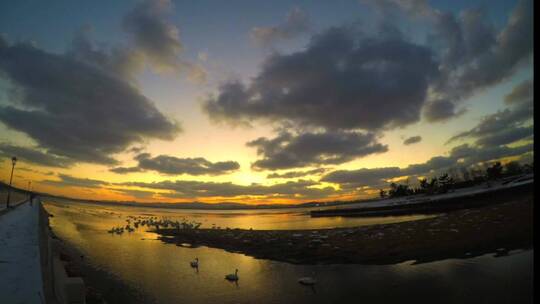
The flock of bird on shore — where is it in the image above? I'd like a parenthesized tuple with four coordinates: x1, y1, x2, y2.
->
(107, 214, 318, 286)
(107, 215, 202, 235)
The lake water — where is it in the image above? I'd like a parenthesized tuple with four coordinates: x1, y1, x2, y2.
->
(44, 199, 533, 304)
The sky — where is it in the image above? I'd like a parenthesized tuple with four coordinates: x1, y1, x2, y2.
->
(0, 0, 534, 204)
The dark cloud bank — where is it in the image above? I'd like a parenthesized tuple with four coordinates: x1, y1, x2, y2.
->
(205, 0, 532, 126)
(205, 26, 438, 131)
(368, 0, 533, 122)
(0, 38, 180, 165)
(0, 143, 74, 168)
(43, 174, 110, 189)
(447, 79, 533, 147)
(247, 130, 387, 170)
(204, 0, 533, 174)
(322, 142, 533, 190)
(120, 179, 336, 200)
(403, 136, 422, 145)
(44, 172, 338, 200)
(251, 7, 310, 48)
(111, 153, 239, 176)
(0, 0, 209, 167)
(267, 168, 327, 179)
(323, 77, 534, 192)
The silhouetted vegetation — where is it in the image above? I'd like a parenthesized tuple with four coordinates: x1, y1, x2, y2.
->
(379, 161, 533, 199)
(388, 182, 414, 198)
(486, 162, 504, 180)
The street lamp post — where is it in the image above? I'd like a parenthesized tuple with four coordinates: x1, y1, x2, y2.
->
(27, 180, 32, 200)
(6, 156, 17, 209)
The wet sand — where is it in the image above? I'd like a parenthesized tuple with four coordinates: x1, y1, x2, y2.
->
(154, 194, 533, 265)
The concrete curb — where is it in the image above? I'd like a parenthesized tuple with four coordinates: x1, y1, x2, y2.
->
(38, 198, 86, 304)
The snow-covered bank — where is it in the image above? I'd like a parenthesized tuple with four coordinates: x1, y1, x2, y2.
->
(312, 174, 534, 216)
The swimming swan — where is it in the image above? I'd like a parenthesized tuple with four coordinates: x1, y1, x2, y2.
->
(298, 276, 317, 285)
(225, 269, 239, 281)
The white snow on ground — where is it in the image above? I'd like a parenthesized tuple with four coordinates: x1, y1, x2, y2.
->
(319, 174, 534, 211)
(0, 198, 44, 303)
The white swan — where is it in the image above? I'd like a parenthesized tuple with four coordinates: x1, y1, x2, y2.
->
(225, 269, 239, 281)
(190, 258, 199, 268)
(298, 276, 317, 285)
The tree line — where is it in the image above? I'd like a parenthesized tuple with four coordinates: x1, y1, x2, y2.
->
(379, 161, 533, 199)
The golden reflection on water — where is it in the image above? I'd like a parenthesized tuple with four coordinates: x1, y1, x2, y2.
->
(47, 200, 290, 302)
(45, 199, 434, 231)
(43, 199, 433, 300)
(43, 200, 533, 304)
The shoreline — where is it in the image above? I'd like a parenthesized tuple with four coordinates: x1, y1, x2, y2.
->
(153, 192, 533, 265)
(43, 187, 534, 303)
(44, 213, 150, 304)
(311, 178, 533, 217)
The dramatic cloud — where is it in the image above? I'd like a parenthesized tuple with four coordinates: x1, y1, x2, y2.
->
(322, 167, 401, 189)
(43, 173, 342, 201)
(423, 99, 465, 122)
(322, 142, 533, 189)
(67, 1, 206, 83)
(43, 174, 110, 188)
(122, 0, 206, 81)
(425, 0, 531, 121)
(0, 38, 180, 165)
(448, 106, 532, 144)
(448, 80, 533, 147)
(401, 155, 458, 176)
(0, 143, 73, 168)
(365, 0, 532, 122)
(206, 0, 532, 129)
(403, 135, 422, 145)
(449, 142, 533, 166)
(109, 166, 143, 174)
(120, 179, 338, 199)
(123, 0, 181, 70)
(267, 168, 328, 179)
(251, 8, 310, 47)
(111, 153, 240, 176)
(247, 130, 388, 170)
(448, 0, 533, 99)
(67, 26, 144, 80)
(204, 25, 438, 131)
(16, 167, 55, 176)
(110, 188, 156, 199)
(474, 126, 533, 147)
(505, 79, 533, 105)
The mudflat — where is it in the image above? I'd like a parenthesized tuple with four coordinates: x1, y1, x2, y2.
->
(154, 190, 533, 265)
